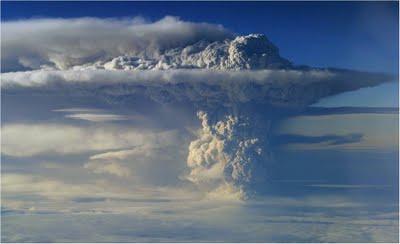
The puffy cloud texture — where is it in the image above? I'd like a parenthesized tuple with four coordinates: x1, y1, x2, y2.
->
(2, 16, 231, 71)
(186, 111, 272, 198)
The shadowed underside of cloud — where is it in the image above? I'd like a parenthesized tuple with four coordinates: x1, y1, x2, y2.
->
(1, 69, 392, 109)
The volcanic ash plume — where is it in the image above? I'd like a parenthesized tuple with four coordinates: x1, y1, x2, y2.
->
(186, 111, 273, 199)
(1, 17, 394, 200)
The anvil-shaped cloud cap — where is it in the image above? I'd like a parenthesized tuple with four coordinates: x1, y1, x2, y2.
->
(1, 16, 395, 108)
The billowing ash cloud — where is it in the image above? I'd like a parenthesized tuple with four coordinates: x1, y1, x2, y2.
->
(2, 16, 232, 71)
(187, 111, 272, 198)
(77, 33, 292, 71)
(1, 16, 393, 199)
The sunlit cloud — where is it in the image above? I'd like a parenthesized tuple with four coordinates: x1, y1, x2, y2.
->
(2, 16, 231, 71)
(65, 113, 129, 122)
(1, 123, 181, 157)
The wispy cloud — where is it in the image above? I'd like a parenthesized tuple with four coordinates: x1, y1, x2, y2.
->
(307, 184, 392, 189)
(273, 133, 363, 146)
(1, 123, 180, 157)
(65, 113, 129, 122)
(84, 161, 131, 177)
(53, 108, 104, 113)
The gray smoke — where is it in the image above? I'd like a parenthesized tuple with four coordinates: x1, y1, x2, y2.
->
(187, 111, 273, 199)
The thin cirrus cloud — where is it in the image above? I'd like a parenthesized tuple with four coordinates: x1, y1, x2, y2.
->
(53, 108, 104, 113)
(89, 148, 147, 161)
(272, 133, 364, 147)
(65, 113, 130, 122)
(54, 108, 132, 122)
(84, 147, 155, 178)
(306, 184, 392, 189)
(84, 148, 145, 178)
(84, 144, 189, 184)
(84, 161, 131, 178)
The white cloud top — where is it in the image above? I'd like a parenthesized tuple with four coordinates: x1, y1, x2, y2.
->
(2, 16, 231, 71)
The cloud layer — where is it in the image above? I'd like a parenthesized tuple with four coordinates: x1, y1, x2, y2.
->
(2, 69, 391, 109)
(1, 123, 179, 157)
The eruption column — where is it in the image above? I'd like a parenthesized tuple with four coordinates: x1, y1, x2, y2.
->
(186, 110, 273, 199)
